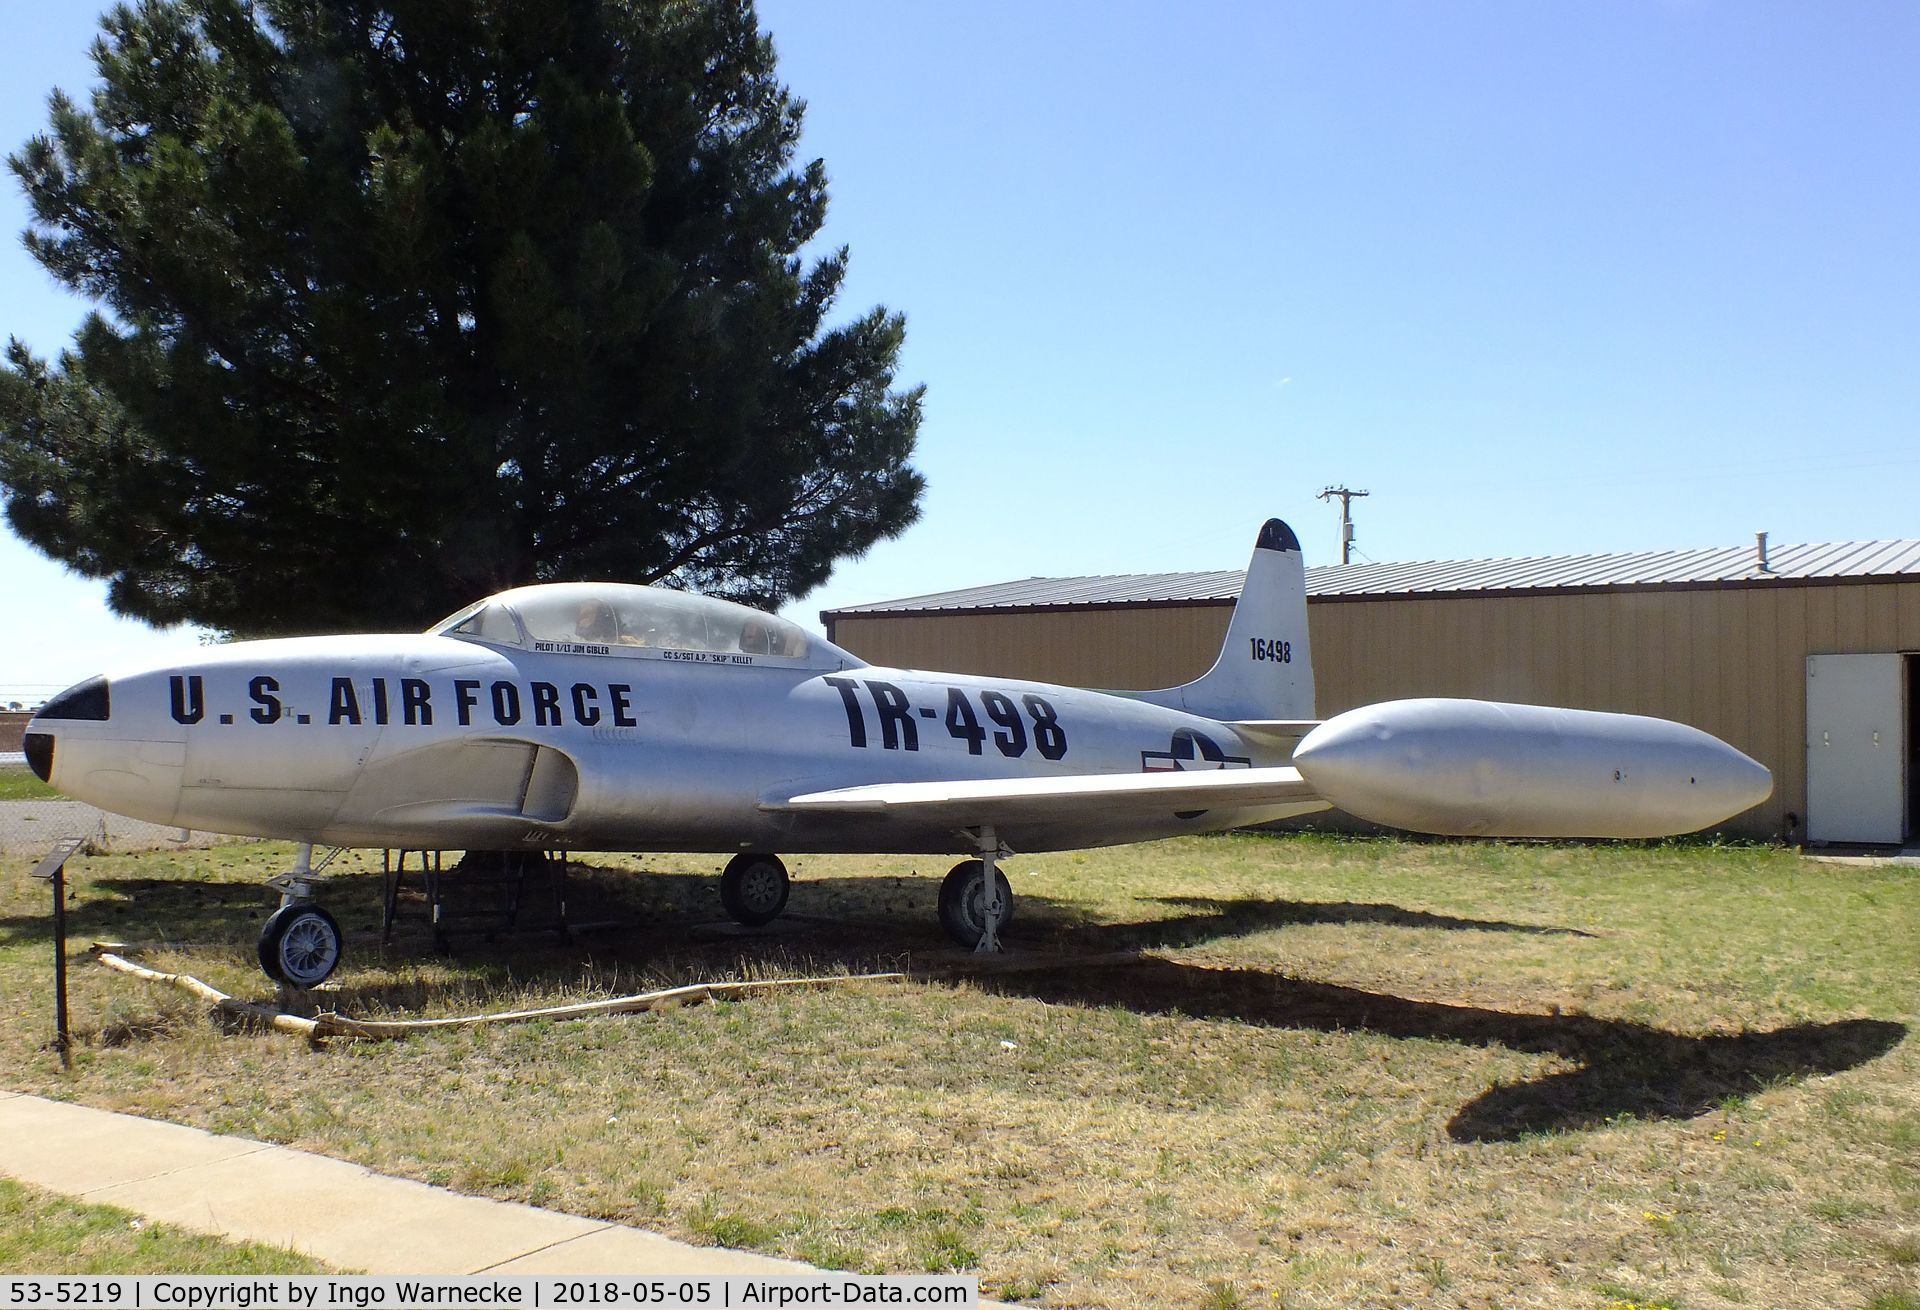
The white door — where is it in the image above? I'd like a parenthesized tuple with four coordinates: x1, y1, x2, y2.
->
(1806, 653, 1907, 844)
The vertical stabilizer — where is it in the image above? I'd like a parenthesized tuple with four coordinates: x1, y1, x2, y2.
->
(1127, 519, 1316, 722)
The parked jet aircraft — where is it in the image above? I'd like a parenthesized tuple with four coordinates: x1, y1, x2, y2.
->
(23, 520, 1771, 987)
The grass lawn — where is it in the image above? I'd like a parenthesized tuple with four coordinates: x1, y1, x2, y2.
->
(0, 767, 59, 801)
(0, 1177, 328, 1273)
(0, 833, 1914, 1307)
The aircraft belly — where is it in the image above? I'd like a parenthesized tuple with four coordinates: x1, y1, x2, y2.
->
(771, 798, 1332, 856)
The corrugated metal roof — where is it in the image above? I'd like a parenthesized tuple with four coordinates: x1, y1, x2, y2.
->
(825, 537, 1920, 616)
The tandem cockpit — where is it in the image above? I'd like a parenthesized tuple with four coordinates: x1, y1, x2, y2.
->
(430, 581, 864, 669)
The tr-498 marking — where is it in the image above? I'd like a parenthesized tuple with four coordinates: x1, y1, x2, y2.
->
(825, 677, 1067, 759)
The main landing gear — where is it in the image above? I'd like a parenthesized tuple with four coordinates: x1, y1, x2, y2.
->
(939, 825, 1014, 954)
(259, 844, 346, 989)
(720, 853, 791, 926)
(939, 860, 1014, 951)
(251, 835, 1017, 987)
(722, 828, 1016, 953)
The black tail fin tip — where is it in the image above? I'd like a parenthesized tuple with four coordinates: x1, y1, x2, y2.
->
(1257, 519, 1301, 553)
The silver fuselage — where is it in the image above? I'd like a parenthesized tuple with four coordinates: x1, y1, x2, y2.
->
(31, 633, 1323, 855)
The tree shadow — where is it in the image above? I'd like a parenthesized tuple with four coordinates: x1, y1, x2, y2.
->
(0, 860, 714, 953)
(0, 876, 278, 948)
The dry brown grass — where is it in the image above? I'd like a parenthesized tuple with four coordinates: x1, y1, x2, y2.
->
(0, 833, 1914, 1307)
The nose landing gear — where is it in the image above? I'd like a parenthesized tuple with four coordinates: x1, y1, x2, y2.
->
(258, 902, 343, 988)
(259, 843, 345, 988)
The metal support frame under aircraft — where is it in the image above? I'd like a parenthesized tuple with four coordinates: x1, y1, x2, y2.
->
(23, 518, 1772, 987)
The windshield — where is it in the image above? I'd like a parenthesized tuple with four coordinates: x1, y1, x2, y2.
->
(436, 602, 525, 645)
(430, 583, 822, 662)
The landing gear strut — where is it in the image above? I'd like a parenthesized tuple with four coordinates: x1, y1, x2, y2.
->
(937, 825, 1014, 953)
(258, 843, 344, 988)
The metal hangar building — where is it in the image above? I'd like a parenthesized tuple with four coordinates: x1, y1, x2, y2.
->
(822, 536, 1920, 845)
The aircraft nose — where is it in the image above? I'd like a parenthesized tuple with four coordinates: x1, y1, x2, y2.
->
(24, 674, 112, 789)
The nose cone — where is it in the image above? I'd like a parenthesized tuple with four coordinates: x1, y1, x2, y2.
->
(1292, 700, 1502, 834)
(1289, 705, 1394, 793)
(23, 675, 113, 791)
(1727, 746, 1774, 815)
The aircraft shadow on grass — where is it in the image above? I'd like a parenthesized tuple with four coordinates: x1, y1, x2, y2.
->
(5, 866, 1905, 1143)
(981, 956, 1906, 1143)
(1064, 893, 1598, 953)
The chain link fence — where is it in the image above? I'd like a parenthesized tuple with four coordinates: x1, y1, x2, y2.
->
(0, 798, 243, 856)
(3, 749, 245, 860)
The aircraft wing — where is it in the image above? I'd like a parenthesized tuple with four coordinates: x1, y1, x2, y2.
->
(766, 766, 1319, 826)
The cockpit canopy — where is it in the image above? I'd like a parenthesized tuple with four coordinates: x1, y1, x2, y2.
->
(430, 582, 858, 668)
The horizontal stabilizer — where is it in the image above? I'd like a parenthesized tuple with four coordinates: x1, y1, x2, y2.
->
(1227, 720, 1322, 755)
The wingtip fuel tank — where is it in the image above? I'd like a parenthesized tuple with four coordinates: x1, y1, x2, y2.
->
(1291, 698, 1773, 839)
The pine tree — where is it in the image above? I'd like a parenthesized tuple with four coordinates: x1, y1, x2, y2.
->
(1, 0, 923, 634)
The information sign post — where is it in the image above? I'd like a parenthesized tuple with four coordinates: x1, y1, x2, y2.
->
(30, 837, 87, 1070)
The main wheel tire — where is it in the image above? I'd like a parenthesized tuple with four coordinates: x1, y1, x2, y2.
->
(720, 854, 790, 926)
(937, 859, 1015, 948)
(258, 903, 343, 988)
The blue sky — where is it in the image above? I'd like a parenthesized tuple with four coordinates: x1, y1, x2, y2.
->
(3, 1, 1917, 700)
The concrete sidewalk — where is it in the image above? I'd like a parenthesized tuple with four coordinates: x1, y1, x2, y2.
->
(0, 1092, 861, 1279)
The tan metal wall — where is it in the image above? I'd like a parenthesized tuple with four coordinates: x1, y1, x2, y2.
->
(829, 579, 1920, 840)
(829, 607, 1234, 689)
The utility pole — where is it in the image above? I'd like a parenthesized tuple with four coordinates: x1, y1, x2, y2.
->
(1319, 486, 1369, 565)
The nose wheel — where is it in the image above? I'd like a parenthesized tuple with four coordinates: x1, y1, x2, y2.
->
(258, 902, 343, 988)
